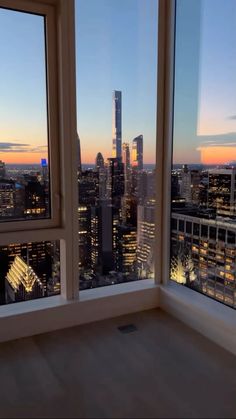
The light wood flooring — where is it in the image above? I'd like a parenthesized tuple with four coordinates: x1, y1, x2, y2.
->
(0, 309, 235, 418)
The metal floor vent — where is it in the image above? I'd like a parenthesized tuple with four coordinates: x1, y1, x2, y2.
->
(118, 324, 137, 334)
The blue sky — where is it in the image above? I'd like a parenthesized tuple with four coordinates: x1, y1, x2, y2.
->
(0, 9, 48, 163)
(173, 0, 236, 165)
(1, 0, 236, 165)
(75, 0, 158, 163)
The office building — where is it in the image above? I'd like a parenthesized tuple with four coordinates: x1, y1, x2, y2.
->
(24, 179, 47, 217)
(5, 255, 44, 303)
(77, 133, 82, 173)
(180, 165, 201, 204)
(137, 203, 155, 278)
(208, 168, 236, 216)
(106, 157, 124, 203)
(95, 152, 104, 171)
(0, 180, 16, 218)
(132, 135, 143, 170)
(171, 210, 236, 307)
(41, 158, 48, 182)
(117, 224, 137, 274)
(91, 201, 113, 275)
(122, 143, 131, 194)
(112, 90, 122, 158)
(78, 170, 99, 273)
(0, 160, 6, 178)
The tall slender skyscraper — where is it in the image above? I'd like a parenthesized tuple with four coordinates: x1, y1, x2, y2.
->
(122, 143, 130, 169)
(77, 133, 82, 173)
(132, 135, 143, 170)
(122, 143, 131, 195)
(112, 90, 122, 158)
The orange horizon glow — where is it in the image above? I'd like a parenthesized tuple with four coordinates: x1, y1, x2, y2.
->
(4, 146, 235, 166)
(0, 153, 47, 165)
(198, 146, 236, 165)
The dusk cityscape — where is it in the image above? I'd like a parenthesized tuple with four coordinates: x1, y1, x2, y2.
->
(1, 2, 236, 419)
(1, 0, 236, 311)
(0, 160, 60, 304)
(78, 90, 155, 290)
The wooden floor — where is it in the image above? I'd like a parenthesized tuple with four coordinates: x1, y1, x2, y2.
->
(0, 309, 236, 418)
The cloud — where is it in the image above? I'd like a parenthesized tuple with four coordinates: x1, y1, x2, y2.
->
(0, 142, 47, 153)
(197, 132, 236, 148)
(227, 115, 236, 120)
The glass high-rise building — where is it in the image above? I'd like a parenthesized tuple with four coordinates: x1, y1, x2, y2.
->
(132, 135, 143, 170)
(112, 90, 122, 158)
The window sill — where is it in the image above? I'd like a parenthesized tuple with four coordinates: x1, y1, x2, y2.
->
(160, 281, 236, 356)
(0, 279, 159, 342)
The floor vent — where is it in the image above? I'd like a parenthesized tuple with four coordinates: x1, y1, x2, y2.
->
(118, 324, 137, 334)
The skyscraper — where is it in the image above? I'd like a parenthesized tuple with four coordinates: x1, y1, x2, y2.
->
(122, 143, 130, 169)
(112, 90, 122, 158)
(132, 135, 143, 170)
(95, 152, 104, 171)
(0, 160, 6, 178)
(137, 203, 155, 278)
(77, 133, 82, 173)
(208, 168, 236, 216)
(5, 255, 44, 303)
(122, 143, 131, 195)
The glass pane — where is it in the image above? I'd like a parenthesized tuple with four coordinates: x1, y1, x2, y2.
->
(0, 8, 50, 221)
(0, 240, 60, 305)
(76, 0, 158, 289)
(171, 0, 236, 309)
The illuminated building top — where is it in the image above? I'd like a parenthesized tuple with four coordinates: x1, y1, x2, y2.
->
(6, 255, 43, 293)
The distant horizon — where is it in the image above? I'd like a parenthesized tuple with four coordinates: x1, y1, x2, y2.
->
(4, 161, 236, 169)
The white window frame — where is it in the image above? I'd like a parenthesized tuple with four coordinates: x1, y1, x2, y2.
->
(0, 0, 60, 232)
(0, 0, 79, 300)
(156, 0, 175, 286)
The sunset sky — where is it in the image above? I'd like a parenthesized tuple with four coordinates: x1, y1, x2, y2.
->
(1, 0, 236, 165)
(0, 9, 48, 164)
(173, 0, 236, 165)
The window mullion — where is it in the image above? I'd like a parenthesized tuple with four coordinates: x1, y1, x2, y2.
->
(57, 0, 78, 300)
(155, 0, 176, 285)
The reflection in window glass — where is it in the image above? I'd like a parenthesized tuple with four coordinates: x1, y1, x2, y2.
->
(76, 0, 158, 289)
(0, 8, 50, 221)
(0, 241, 60, 305)
(171, 0, 236, 309)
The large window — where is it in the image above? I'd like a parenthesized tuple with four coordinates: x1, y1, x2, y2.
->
(76, 0, 158, 290)
(0, 1, 62, 305)
(171, 0, 236, 309)
(0, 7, 60, 226)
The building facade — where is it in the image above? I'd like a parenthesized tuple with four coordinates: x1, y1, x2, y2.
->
(112, 90, 122, 158)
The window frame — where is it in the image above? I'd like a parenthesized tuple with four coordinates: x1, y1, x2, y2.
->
(0, 0, 235, 360)
(0, 0, 60, 232)
(0, 0, 79, 301)
(156, 0, 175, 286)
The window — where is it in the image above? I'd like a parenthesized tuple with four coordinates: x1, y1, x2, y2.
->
(76, 0, 158, 289)
(201, 224, 208, 238)
(170, 0, 236, 309)
(227, 230, 235, 245)
(0, 0, 63, 306)
(186, 221, 192, 234)
(0, 0, 234, 352)
(0, 5, 60, 231)
(209, 226, 216, 240)
(179, 220, 184, 232)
